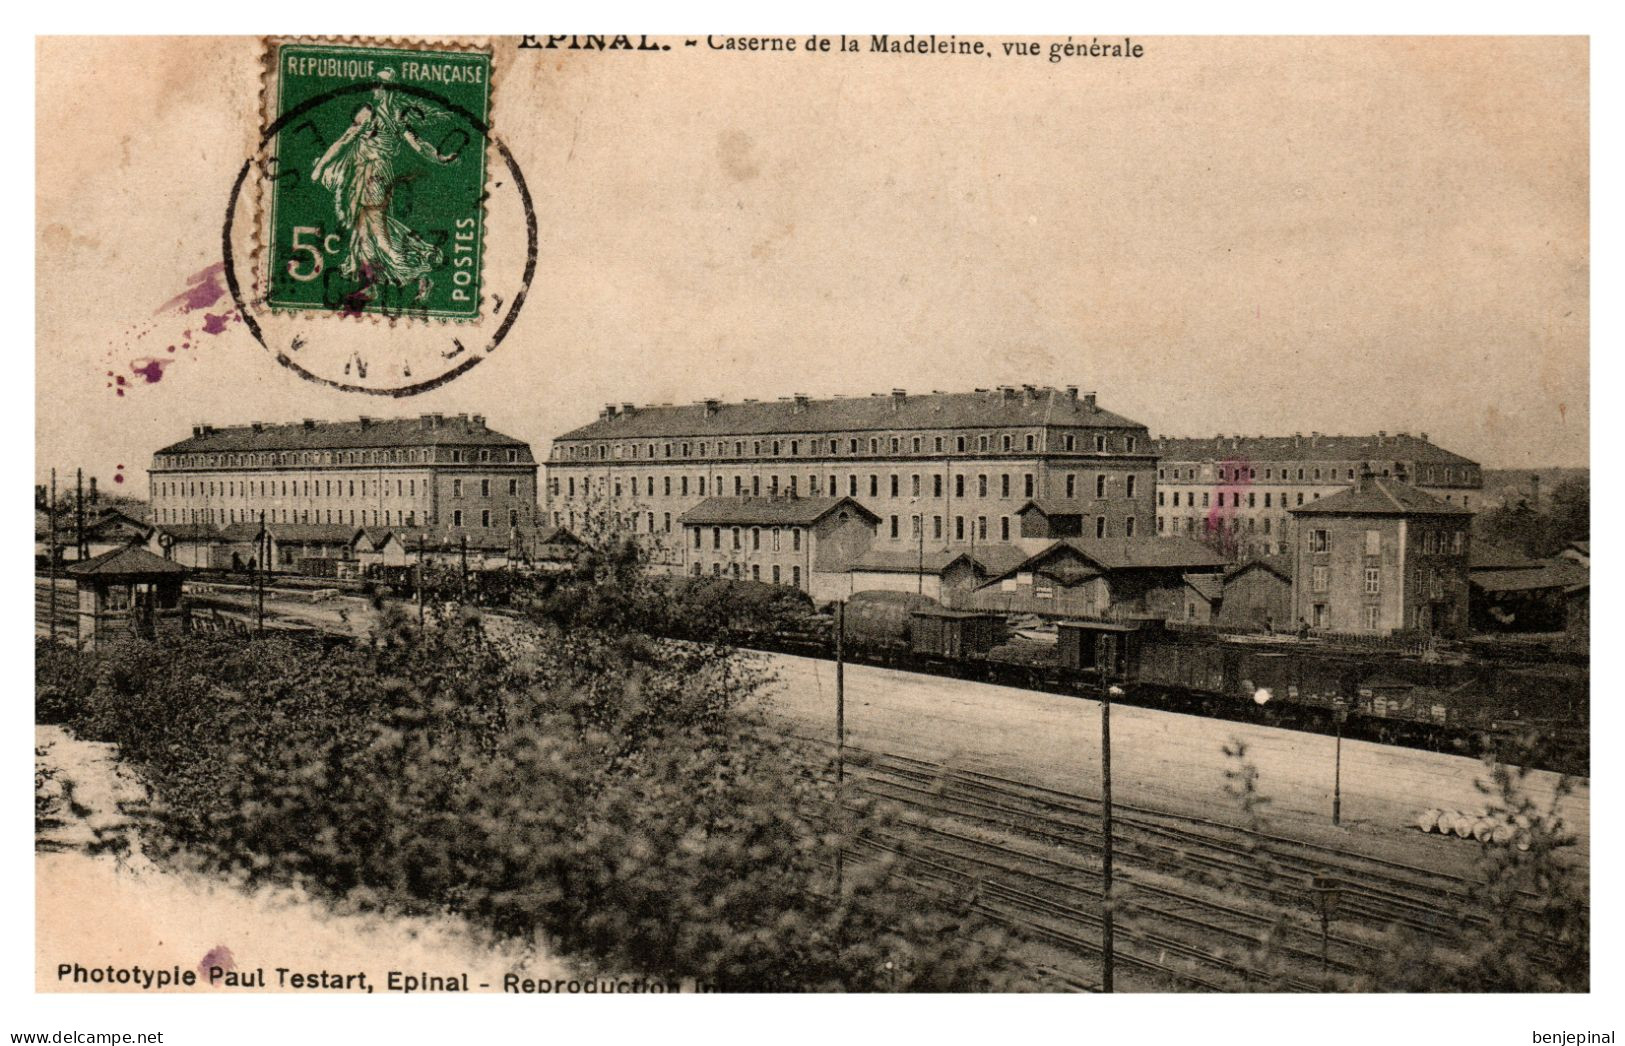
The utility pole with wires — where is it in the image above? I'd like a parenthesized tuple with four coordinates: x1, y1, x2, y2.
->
(834, 599, 846, 897)
(48, 469, 59, 642)
(75, 469, 86, 563)
(1098, 632, 1116, 993)
(416, 535, 426, 626)
(256, 512, 266, 635)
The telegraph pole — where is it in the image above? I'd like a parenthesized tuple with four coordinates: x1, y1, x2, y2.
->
(834, 599, 846, 896)
(256, 511, 266, 635)
(459, 534, 469, 600)
(916, 510, 925, 595)
(416, 535, 426, 626)
(75, 469, 85, 563)
(1332, 701, 1346, 827)
(1099, 633, 1115, 993)
(48, 469, 59, 641)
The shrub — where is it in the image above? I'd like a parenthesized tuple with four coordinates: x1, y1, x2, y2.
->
(41, 600, 1013, 991)
(34, 637, 99, 726)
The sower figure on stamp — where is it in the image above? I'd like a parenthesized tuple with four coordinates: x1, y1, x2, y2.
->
(311, 68, 460, 304)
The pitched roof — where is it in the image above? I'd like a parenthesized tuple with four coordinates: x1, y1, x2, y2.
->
(1016, 500, 1083, 517)
(989, 537, 1227, 583)
(536, 527, 584, 546)
(849, 549, 980, 574)
(1151, 433, 1477, 467)
(1289, 476, 1472, 517)
(67, 545, 189, 577)
(153, 522, 232, 542)
(966, 543, 1031, 577)
(1058, 537, 1229, 571)
(220, 522, 266, 542)
(264, 523, 360, 543)
(1184, 573, 1224, 602)
(380, 528, 517, 552)
(557, 387, 1144, 441)
(678, 496, 880, 527)
(155, 415, 531, 455)
(1226, 553, 1293, 582)
(1471, 565, 1587, 594)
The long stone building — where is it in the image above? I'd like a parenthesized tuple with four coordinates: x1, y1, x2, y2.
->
(543, 386, 1159, 570)
(148, 413, 540, 540)
(1151, 432, 1482, 559)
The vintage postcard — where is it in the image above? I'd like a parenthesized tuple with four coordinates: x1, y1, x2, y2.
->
(32, 30, 1590, 1028)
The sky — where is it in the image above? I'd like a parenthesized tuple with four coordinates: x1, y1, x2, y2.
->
(36, 36, 1589, 499)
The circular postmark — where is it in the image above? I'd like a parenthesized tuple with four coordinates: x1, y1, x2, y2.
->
(222, 65, 536, 396)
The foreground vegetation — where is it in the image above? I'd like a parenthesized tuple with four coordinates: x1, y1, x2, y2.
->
(35, 539, 1013, 991)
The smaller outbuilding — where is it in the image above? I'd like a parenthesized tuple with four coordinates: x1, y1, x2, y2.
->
(66, 546, 189, 649)
(1218, 555, 1294, 630)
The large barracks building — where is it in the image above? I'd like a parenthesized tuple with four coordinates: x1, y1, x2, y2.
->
(1151, 432, 1483, 559)
(149, 413, 540, 537)
(542, 386, 1160, 568)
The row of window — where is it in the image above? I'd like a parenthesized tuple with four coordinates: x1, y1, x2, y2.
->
(1159, 463, 1480, 486)
(1308, 565, 1384, 595)
(156, 477, 524, 500)
(161, 447, 523, 468)
(1158, 515, 1287, 536)
(159, 507, 523, 528)
(1160, 489, 1316, 509)
(1306, 528, 1465, 555)
(695, 526, 806, 552)
(691, 561, 803, 587)
(560, 430, 1140, 462)
(554, 471, 1140, 501)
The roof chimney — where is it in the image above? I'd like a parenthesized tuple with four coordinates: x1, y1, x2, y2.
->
(420, 414, 434, 430)
(191, 424, 203, 437)
(1082, 392, 1097, 412)
(359, 416, 372, 429)
(620, 404, 635, 417)
(472, 414, 487, 429)
(302, 419, 316, 430)
(1065, 385, 1079, 403)
(1000, 386, 1017, 403)
(1021, 384, 1037, 402)
(891, 389, 907, 410)
(793, 392, 809, 413)
(1420, 431, 1429, 442)
(1355, 463, 1375, 492)
(251, 422, 264, 432)
(603, 404, 618, 419)
(704, 398, 720, 417)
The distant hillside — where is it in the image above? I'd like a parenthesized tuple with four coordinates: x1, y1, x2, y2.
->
(1481, 468, 1589, 510)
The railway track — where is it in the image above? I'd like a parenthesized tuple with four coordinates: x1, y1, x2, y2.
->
(784, 735, 1580, 989)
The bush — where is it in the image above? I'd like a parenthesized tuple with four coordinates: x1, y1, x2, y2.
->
(35, 637, 100, 726)
(42, 600, 1013, 991)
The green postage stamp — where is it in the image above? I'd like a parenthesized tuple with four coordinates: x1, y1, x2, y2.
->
(262, 40, 493, 321)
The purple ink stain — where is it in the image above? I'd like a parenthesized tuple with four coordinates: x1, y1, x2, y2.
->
(157, 262, 229, 316)
(197, 945, 235, 982)
(201, 313, 230, 335)
(131, 358, 168, 384)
